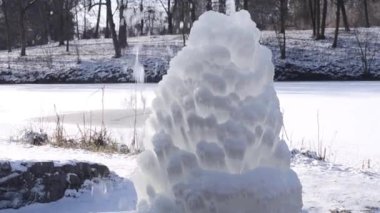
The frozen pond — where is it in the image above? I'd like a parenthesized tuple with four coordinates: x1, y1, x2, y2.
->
(0, 82, 379, 171)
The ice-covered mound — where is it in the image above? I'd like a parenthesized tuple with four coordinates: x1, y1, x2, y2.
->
(133, 11, 302, 213)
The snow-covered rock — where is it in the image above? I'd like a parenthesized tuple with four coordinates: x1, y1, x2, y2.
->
(134, 11, 302, 213)
(0, 161, 110, 210)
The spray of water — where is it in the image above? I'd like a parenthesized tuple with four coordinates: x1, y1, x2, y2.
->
(227, 0, 236, 14)
(133, 46, 145, 83)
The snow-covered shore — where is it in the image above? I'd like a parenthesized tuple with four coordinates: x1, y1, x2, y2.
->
(1, 28, 379, 84)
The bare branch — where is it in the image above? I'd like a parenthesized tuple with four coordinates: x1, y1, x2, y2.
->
(157, 0, 169, 14)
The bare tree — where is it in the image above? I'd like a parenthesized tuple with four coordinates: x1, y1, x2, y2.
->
(58, 0, 65, 45)
(206, 0, 212, 11)
(354, 29, 377, 77)
(275, 0, 287, 59)
(95, 0, 102, 37)
(280, 0, 287, 34)
(89, 0, 107, 38)
(341, 0, 349, 31)
(243, 0, 248, 10)
(106, 0, 121, 57)
(64, 0, 77, 52)
(308, 0, 316, 36)
(309, 0, 327, 39)
(0, 0, 12, 52)
(158, 0, 178, 34)
(179, 0, 186, 46)
(332, 0, 341, 48)
(39, 0, 51, 43)
(219, 0, 226, 14)
(320, 0, 327, 39)
(118, 0, 128, 48)
(18, 0, 38, 56)
(189, 0, 196, 25)
(363, 0, 370, 28)
(309, 0, 324, 39)
(314, 0, 320, 38)
(140, 0, 144, 35)
(74, 0, 80, 39)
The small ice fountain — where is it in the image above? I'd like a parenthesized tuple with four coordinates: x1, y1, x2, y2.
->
(133, 46, 145, 83)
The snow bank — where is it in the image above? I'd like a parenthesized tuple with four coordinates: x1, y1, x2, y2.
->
(133, 11, 302, 213)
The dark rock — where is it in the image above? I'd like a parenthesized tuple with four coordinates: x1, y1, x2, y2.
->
(43, 172, 67, 202)
(29, 162, 54, 177)
(0, 161, 110, 210)
(66, 173, 81, 190)
(0, 162, 12, 178)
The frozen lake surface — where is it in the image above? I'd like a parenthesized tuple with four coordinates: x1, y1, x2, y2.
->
(0, 82, 379, 171)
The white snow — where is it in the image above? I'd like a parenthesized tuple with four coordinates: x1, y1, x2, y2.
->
(277, 82, 380, 172)
(133, 11, 302, 213)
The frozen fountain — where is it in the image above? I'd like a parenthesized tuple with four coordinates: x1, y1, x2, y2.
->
(133, 46, 145, 83)
(133, 11, 302, 213)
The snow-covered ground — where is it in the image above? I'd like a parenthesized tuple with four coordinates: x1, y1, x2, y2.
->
(1, 82, 380, 212)
(263, 28, 380, 80)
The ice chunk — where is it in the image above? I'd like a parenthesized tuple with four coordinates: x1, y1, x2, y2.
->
(134, 11, 302, 213)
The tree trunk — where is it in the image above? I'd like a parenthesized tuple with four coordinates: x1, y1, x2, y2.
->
(332, 0, 341, 48)
(320, 0, 327, 39)
(38, 2, 48, 44)
(59, 0, 65, 45)
(190, 0, 196, 26)
(167, 0, 173, 34)
(84, 0, 90, 38)
(66, 39, 70, 52)
(243, 0, 248, 10)
(280, 0, 286, 59)
(181, 1, 186, 46)
(341, 0, 349, 31)
(309, 0, 316, 37)
(235, 0, 239, 11)
(315, 0, 321, 39)
(140, 0, 144, 35)
(280, 0, 286, 34)
(168, 12, 173, 34)
(119, 0, 127, 48)
(219, 0, 226, 14)
(1, 1, 12, 52)
(94, 0, 102, 38)
(105, 15, 110, 38)
(106, 0, 121, 58)
(206, 0, 212, 11)
(75, 1, 80, 39)
(364, 0, 370, 28)
(65, 1, 70, 52)
(20, 10, 27, 56)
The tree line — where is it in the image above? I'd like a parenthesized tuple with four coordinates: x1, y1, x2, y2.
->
(0, 0, 378, 58)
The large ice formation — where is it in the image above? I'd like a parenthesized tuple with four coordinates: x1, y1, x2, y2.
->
(134, 11, 302, 213)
